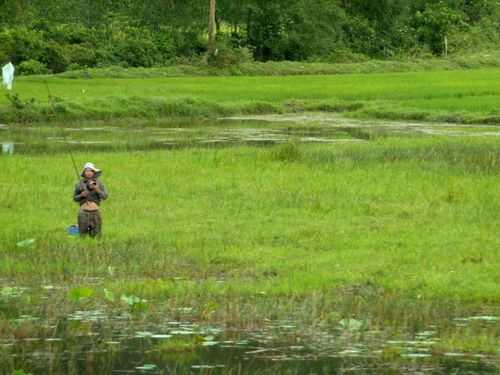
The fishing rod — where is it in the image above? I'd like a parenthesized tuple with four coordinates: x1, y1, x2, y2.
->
(43, 79, 83, 187)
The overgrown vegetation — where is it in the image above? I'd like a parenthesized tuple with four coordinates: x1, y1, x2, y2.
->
(0, 0, 498, 73)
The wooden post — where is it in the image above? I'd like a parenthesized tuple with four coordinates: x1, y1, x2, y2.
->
(208, 0, 216, 54)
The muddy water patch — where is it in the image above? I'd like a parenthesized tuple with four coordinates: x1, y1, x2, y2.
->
(227, 113, 500, 137)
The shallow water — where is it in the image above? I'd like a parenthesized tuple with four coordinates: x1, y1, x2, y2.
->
(1, 284, 499, 374)
(1, 114, 498, 155)
(2, 312, 498, 375)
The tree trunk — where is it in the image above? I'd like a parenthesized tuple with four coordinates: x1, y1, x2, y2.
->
(208, 0, 216, 54)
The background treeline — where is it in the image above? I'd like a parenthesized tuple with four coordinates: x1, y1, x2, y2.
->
(0, 0, 498, 74)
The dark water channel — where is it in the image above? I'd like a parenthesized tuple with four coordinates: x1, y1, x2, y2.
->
(2, 313, 498, 375)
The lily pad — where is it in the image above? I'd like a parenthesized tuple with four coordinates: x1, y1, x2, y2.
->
(135, 331, 154, 338)
(135, 364, 157, 371)
(151, 334, 173, 339)
(121, 294, 147, 306)
(68, 286, 94, 301)
(339, 318, 363, 330)
(202, 341, 219, 346)
(171, 330, 195, 335)
(401, 353, 432, 358)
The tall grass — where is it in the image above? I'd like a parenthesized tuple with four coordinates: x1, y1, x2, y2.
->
(1, 138, 498, 300)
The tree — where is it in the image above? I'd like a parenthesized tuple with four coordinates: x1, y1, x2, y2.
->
(415, 1, 461, 54)
(208, 0, 216, 54)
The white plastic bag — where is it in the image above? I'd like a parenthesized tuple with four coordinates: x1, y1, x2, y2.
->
(2, 62, 15, 90)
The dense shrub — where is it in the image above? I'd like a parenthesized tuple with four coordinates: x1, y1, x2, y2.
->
(110, 27, 162, 67)
(0, 28, 47, 65)
(17, 59, 51, 75)
(206, 36, 253, 67)
(65, 43, 98, 68)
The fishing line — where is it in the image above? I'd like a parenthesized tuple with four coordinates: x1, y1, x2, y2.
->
(43, 79, 82, 187)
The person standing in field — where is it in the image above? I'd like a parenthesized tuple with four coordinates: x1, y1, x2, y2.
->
(73, 162, 108, 237)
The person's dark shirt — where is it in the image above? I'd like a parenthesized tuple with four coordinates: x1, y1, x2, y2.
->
(73, 179, 108, 206)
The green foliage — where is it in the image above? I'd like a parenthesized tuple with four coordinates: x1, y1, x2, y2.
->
(5, 93, 35, 110)
(65, 44, 97, 70)
(342, 16, 379, 56)
(0, 27, 46, 66)
(246, 0, 347, 61)
(415, 1, 461, 54)
(206, 38, 253, 68)
(0, 1, 499, 68)
(17, 59, 51, 75)
(11, 370, 33, 375)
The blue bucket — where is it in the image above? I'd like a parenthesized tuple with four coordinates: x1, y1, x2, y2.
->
(68, 225, 80, 236)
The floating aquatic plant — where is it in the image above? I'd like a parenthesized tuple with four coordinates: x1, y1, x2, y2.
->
(68, 286, 94, 301)
(121, 294, 148, 310)
(135, 364, 157, 371)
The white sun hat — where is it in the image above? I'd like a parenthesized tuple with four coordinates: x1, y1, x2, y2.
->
(80, 162, 102, 177)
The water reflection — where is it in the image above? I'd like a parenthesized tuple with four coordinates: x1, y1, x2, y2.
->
(0, 118, 370, 155)
(1, 310, 498, 374)
(3, 331, 497, 374)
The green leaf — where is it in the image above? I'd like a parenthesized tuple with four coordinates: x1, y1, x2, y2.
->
(16, 238, 35, 249)
(68, 287, 94, 301)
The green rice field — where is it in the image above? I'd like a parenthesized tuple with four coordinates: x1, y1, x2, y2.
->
(0, 67, 499, 124)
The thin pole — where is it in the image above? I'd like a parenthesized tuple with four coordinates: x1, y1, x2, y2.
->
(43, 79, 82, 186)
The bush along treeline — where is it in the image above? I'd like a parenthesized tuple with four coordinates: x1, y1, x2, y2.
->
(0, 0, 498, 74)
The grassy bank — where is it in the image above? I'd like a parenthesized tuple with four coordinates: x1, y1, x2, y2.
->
(0, 67, 499, 124)
(1, 137, 498, 345)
